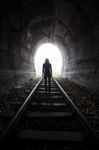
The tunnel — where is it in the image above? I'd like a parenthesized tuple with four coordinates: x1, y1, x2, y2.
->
(0, 0, 99, 148)
(0, 0, 99, 95)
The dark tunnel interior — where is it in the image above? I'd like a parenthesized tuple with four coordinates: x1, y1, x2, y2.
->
(0, 0, 99, 95)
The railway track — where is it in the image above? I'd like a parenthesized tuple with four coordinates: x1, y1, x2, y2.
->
(0, 78, 98, 150)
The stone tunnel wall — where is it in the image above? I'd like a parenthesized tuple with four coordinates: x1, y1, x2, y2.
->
(0, 3, 35, 95)
(54, 0, 99, 91)
(12, 32, 35, 85)
(0, 26, 35, 95)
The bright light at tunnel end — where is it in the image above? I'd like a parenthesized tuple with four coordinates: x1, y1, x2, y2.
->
(34, 43, 62, 77)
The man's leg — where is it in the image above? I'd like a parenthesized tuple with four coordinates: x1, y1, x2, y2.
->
(48, 76, 51, 92)
(48, 76, 50, 86)
(45, 76, 47, 92)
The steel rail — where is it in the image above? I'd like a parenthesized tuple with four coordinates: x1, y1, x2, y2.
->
(0, 78, 42, 149)
(53, 77, 99, 148)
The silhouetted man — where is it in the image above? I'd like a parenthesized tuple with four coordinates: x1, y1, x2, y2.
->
(42, 58, 52, 91)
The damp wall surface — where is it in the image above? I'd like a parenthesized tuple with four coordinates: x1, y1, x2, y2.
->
(54, 0, 99, 91)
(0, 2, 35, 94)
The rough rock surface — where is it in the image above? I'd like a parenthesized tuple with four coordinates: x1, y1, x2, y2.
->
(57, 78, 99, 132)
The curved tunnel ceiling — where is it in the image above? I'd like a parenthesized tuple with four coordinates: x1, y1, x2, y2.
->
(19, 0, 94, 56)
(5, 0, 94, 56)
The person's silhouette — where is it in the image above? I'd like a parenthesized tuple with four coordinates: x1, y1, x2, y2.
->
(42, 58, 52, 91)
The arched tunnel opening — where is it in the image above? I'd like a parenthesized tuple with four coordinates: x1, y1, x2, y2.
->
(34, 43, 62, 77)
(0, 0, 99, 146)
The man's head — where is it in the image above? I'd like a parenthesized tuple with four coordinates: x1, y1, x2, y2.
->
(45, 58, 49, 63)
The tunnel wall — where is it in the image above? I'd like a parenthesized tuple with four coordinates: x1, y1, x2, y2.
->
(0, 4, 35, 95)
(13, 32, 35, 85)
(54, 0, 99, 91)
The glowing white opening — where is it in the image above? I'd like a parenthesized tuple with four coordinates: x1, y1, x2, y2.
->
(34, 43, 62, 77)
